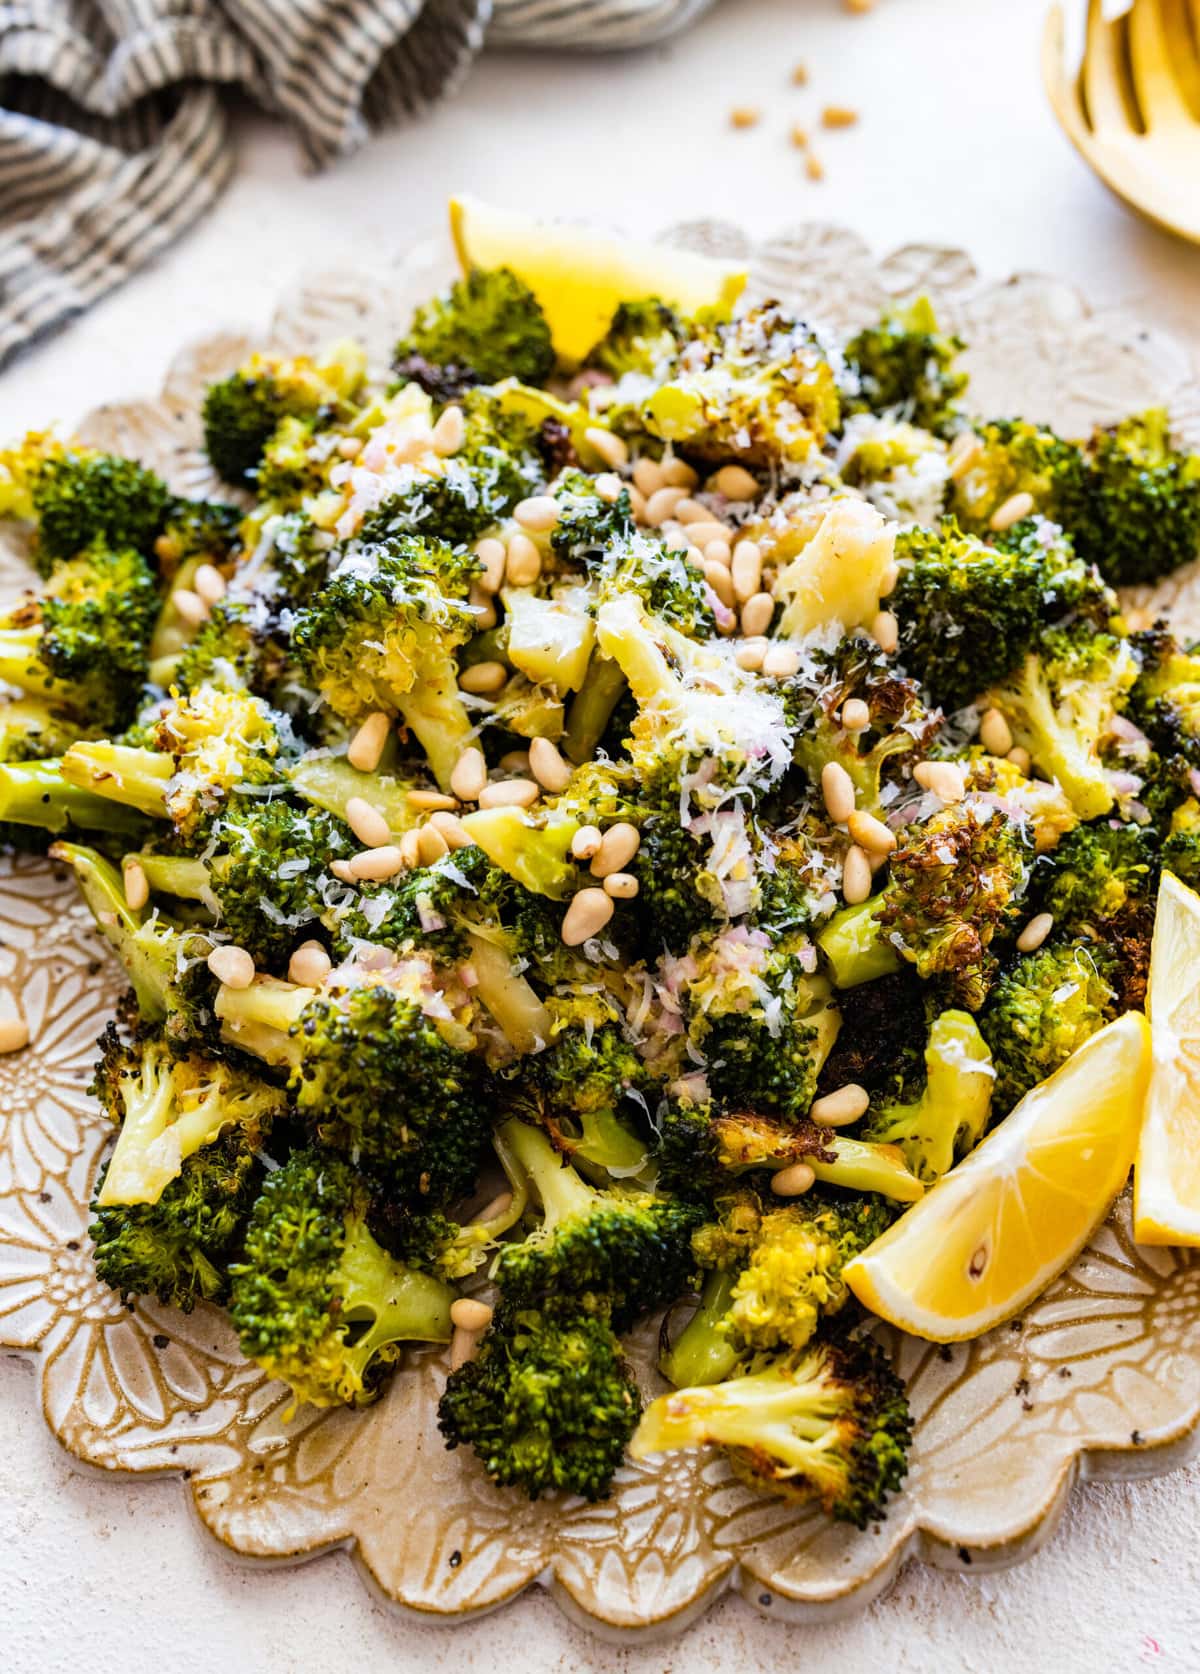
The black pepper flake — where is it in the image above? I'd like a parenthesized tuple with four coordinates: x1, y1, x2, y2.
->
(448, 1551, 462, 1569)
(151, 1333, 169, 1350)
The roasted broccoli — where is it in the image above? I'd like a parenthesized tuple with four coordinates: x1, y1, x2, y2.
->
(979, 935, 1122, 1115)
(393, 267, 555, 391)
(861, 1010, 993, 1180)
(842, 297, 966, 436)
(202, 341, 366, 486)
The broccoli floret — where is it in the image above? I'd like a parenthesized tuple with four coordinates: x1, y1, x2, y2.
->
(228, 1149, 454, 1408)
(27, 449, 171, 571)
(1128, 626, 1200, 776)
(170, 596, 287, 696)
(661, 1190, 895, 1388)
(1041, 820, 1158, 932)
(522, 994, 651, 1172)
(979, 936, 1122, 1116)
(815, 968, 928, 1103)
(437, 1296, 640, 1501)
(216, 979, 489, 1206)
(1163, 799, 1200, 889)
(0, 542, 158, 729)
(1083, 411, 1200, 585)
(891, 518, 1117, 710)
(583, 297, 692, 381)
(842, 297, 966, 436)
(393, 267, 555, 391)
(819, 797, 1033, 1009)
(153, 497, 243, 578)
(0, 700, 87, 765)
(202, 341, 366, 486)
(632, 1334, 911, 1527)
(629, 303, 841, 464)
(951, 417, 1090, 543)
(90, 1125, 265, 1311)
(861, 1010, 994, 1181)
(493, 1117, 703, 1328)
(982, 627, 1138, 822)
(291, 534, 478, 791)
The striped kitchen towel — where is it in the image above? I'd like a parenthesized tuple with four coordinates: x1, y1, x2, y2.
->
(0, 0, 718, 373)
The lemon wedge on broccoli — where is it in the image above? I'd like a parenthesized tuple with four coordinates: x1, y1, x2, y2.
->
(448, 195, 747, 367)
(844, 1012, 1151, 1341)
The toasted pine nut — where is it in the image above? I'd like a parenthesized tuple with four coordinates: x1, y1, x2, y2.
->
(469, 581, 497, 631)
(947, 431, 984, 479)
(810, 1083, 870, 1126)
(450, 747, 488, 803)
(661, 458, 698, 489)
(450, 1298, 493, 1333)
(450, 1325, 481, 1370)
(822, 104, 859, 127)
(704, 560, 735, 607)
(841, 698, 871, 732)
(337, 435, 363, 458)
(703, 538, 732, 566)
(288, 940, 332, 987)
(870, 609, 899, 654)
(562, 887, 615, 946)
(632, 458, 664, 498)
(123, 859, 149, 911)
(505, 533, 542, 587)
(791, 60, 809, 84)
(594, 472, 624, 503)
(407, 789, 459, 812)
(429, 810, 472, 849)
(417, 823, 449, 865)
(676, 498, 710, 524)
(762, 644, 801, 678)
(736, 640, 768, 671)
(731, 540, 763, 603)
(585, 428, 629, 470)
(790, 123, 809, 150)
(878, 561, 900, 598)
(822, 761, 857, 824)
(1008, 745, 1032, 773)
(913, 760, 966, 802)
(349, 845, 406, 882)
(459, 661, 508, 696)
(603, 871, 639, 899)
(730, 106, 761, 129)
(208, 945, 255, 989)
(628, 485, 649, 522)
(684, 519, 734, 548)
(475, 537, 507, 595)
(662, 524, 691, 554)
(1016, 912, 1054, 954)
(771, 1162, 816, 1197)
(330, 859, 357, 884)
(848, 809, 897, 855)
(842, 843, 872, 904)
(172, 587, 208, 627)
(514, 495, 560, 533)
(477, 779, 540, 810)
(348, 711, 391, 772)
(498, 750, 531, 775)
(432, 405, 466, 455)
(529, 736, 572, 793)
(805, 151, 825, 182)
(712, 465, 759, 501)
(590, 821, 641, 877)
(0, 1017, 29, 1053)
(980, 707, 1014, 757)
(571, 824, 603, 860)
(644, 485, 690, 526)
(399, 830, 422, 869)
(741, 593, 774, 636)
(193, 563, 226, 606)
(345, 795, 391, 848)
(990, 491, 1035, 532)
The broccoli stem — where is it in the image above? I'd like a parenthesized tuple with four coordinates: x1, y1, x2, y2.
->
(660, 1267, 741, 1389)
(817, 898, 902, 988)
(807, 1137, 924, 1203)
(61, 741, 173, 818)
(0, 627, 54, 699)
(563, 654, 627, 765)
(396, 654, 475, 793)
(0, 759, 150, 836)
(336, 1221, 454, 1371)
(49, 842, 178, 1020)
(289, 754, 420, 834)
(132, 852, 215, 903)
(214, 977, 313, 1067)
(464, 928, 551, 1054)
(497, 1117, 600, 1230)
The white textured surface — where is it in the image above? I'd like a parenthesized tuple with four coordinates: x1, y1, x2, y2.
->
(2, 0, 1200, 1663)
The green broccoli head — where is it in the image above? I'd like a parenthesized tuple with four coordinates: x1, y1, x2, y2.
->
(632, 1333, 912, 1527)
(950, 416, 1089, 539)
(228, 1149, 454, 1408)
(29, 449, 171, 571)
(202, 342, 365, 486)
(861, 1009, 994, 1180)
(0, 542, 158, 729)
(494, 1117, 704, 1329)
(1041, 820, 1158, 933)
(154, 497, 243, 577)
(437, 1296, 640, 1501)
(979, 934, 1121, 1115)
(393, 267, 555, 391)
(584, 296, 692, 380)
(1128, 625, 1200, 776)
(891, 518, 1117, 711)
(1162, 799, 1200, 890)
(842, 297, 967, 436)
(1082, 410, 1200, 585)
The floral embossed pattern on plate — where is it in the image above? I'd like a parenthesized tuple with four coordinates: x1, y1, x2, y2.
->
(2, 224, 1199, 1640)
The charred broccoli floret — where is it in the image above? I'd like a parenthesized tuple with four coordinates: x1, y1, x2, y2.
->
(437, 1296, 640, 1501)
(842, 297, 966, 436)
(980, 934, 1122, 1115)
(393, 267, 555, 391)
(228, 1149, 454, 1408)
(632, 1334, 911, 1527)
(21, 447, 171, 571)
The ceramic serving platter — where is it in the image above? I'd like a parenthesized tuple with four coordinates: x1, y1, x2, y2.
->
(2, 222, 1199, 1641)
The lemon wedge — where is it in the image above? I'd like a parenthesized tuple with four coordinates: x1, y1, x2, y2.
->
(448, 196, 747, 366)
(844, 1012, 1151, 1342)
(1134, 871, 1200, 1245)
